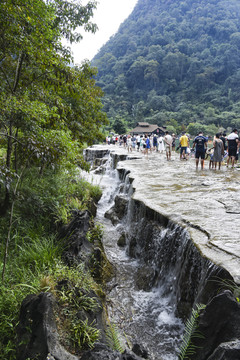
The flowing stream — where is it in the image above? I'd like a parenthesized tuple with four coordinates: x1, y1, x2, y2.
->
(82, 151, 184, 360)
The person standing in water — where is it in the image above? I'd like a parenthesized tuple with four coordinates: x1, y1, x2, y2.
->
(153, 134, 158, 152)
(145, 134, 151, 159)
(227, 128, 239, 168)
(212, 133, 224, 170)
(179, 132, 189, 160)
(164, 131, 173, 161)
(192, 131, 208, 170)
(158, 134, 165, 153)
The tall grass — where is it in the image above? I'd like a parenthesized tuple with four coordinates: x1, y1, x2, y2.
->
(0, 165, 103, 359)
(0, 234, 63, 360)
(15, 167, 102, 227)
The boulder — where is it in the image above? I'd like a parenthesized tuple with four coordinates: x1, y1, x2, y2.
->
(135, 266, 157, 291)
(16, 292, 78, 360)
(59, 210, 92, 266)
(104, 195, 128, 225)
(104, 207, 120, 225)
(132, 343, 149, 359)
(80, 343, 143, 360)
(117, 233, 126, 247)
(114, 195, 128, 220)
(88, 199, 98, 217)
(207, 340, 240, 360)
(191, 290, 240, 360)
(59, 209, 113, 282)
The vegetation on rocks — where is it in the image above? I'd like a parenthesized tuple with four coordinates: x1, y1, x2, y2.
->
(0, 167, 105, 359)
(0, 0, 108, 358)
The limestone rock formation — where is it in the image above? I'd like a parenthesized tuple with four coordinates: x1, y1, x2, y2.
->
(207, 340, 240, 360)
(191, 290, 240, 360)
(59, 210, 92, 266)
(117, 233, 126, 247)
(80, 343, 143, 360)
(16, 292, 78, 360)
(104, 195, 128, 225)
(16, 210, 115, 360)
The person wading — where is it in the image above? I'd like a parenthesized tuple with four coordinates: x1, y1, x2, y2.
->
(212, 133, 224, 170)
(164, 131, 173, 161)
(227, 128, 239, 168)
(192, 131, 208, 170)
(179, 132, 189, 160)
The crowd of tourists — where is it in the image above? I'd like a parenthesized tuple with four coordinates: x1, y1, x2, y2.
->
(106, 129, 239, 170)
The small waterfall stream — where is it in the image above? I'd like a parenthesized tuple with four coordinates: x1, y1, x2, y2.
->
(83, 150, 184, 360)
(82, 145, 240, 360)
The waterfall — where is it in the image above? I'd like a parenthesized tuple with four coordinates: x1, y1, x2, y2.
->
(83, 145, 238, 360)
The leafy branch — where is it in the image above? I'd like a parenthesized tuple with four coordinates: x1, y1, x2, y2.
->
(178, 303, 206, 360)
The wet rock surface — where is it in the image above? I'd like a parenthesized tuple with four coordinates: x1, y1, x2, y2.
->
(192, 290, 240, 360)
(88, 145, 240, 283)
(86, 144, 240, 359)
(80, 344, 143, 360)
(59, 210, 92, 266)
(105, 195, 128, 225)
(207, 340, 240, 360)
(16, 293, 78, 360)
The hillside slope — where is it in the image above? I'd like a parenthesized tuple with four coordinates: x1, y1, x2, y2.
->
(92, 0, 240, 134)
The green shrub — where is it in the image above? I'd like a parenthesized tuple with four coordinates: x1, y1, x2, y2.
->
(71, 318, 100, 349)
(14, 167, 102, 229)
(0, 237, 60, 360)
(0, 164, 103, 359)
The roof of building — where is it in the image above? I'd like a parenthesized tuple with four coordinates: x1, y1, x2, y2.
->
(131, 122, 165, 134)
(137, 122, 150, 127)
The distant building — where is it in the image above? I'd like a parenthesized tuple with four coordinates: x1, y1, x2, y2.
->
(131, 122, 166, 136)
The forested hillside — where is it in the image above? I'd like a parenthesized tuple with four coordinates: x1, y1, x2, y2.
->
(93, 0, 240, 135)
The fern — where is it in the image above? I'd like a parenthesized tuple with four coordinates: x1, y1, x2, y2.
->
(106, 323, 125, 353)
(178, 303, 206, 360)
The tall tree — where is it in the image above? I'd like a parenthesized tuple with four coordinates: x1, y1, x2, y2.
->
(0, 0, 107, 214)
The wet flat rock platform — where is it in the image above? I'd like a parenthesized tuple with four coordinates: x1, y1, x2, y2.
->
(90, 145, 240, 283)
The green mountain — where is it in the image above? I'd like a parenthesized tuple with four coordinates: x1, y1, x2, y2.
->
(92, 0, 240, 135)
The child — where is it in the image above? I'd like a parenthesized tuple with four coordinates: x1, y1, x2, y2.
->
(206, 148, 214, 169)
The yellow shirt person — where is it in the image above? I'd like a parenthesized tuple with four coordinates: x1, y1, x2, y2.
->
(179, 134, 189, 147)
(179, 132, 189, 160)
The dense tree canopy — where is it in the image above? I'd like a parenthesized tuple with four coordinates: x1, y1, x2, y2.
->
(0, 2, 109, 356)
(92, 0, 240, 134)
(0, 0, 107, 213)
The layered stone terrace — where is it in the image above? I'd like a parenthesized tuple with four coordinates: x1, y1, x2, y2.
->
(88, 144, 240, 283)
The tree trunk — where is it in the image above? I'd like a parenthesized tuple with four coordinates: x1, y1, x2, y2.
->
(14, 128, 19, 173)
(0, 122, 13, 216)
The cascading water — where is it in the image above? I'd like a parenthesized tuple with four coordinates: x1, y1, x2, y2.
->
(83, 149, 185, 360)
(83, 145, 240, 360)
